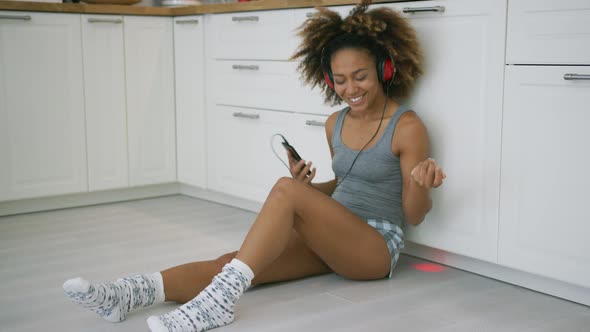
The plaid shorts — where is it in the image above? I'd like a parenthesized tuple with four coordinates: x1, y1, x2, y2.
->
(366, 219, 405, 279)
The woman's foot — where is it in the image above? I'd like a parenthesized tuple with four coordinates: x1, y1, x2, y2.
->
(147, 259, 253, 332)
(63, 273, 164, 322)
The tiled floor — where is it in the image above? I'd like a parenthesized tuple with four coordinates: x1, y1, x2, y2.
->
(1, 195, 588, 331)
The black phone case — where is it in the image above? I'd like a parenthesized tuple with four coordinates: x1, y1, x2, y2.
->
(281, 141, 311, 176)
(281, 142, 302, 162)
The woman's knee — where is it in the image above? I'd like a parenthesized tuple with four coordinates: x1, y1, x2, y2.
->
(269, 177, 298, 199)
(273, 177, 294, 191)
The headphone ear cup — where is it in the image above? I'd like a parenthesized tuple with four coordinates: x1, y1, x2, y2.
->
(382, 57, 395, 82)
(324, 70, 334, 89)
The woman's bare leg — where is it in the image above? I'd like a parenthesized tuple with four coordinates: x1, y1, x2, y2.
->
(236, 177, 391, 279)
(162, 175, 392, 304)
(161, 230, 332, 304)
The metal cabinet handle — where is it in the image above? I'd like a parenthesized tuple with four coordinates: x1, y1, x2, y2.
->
(232, 16, 259, 22)
(403, 6, 446, 14)
(232, 64, 259, 71)
(0, 14, 31, 21)
(176, 19, 199, 24)
(88, 18, 122, 24)
(305, 120, 325, 127)
(233, 112, 260, 119)
(564, 73, 590, 81)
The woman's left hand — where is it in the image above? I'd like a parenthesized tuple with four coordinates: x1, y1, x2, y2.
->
(411, 158, 446, 189)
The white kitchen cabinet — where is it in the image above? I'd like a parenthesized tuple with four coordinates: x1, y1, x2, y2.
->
(381, 0, 506, 263)
(82, 14, 129, 191)
(174, 15, 206, 188)
(499, 65, 590, 288)
(506, 0, 590, 65)
(207, 105, 292, 202)
(0, 12, 87, 201)
(124, 16, 176, 186)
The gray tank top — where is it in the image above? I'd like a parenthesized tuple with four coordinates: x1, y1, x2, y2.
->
(331, 105, 412, 228)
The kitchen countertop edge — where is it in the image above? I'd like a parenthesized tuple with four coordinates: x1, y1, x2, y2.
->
(0, 0, 415, 16)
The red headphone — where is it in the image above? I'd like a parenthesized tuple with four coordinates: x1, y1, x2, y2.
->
(323, 52, 396, 89)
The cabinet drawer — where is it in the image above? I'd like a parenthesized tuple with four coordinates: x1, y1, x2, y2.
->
(209, 60, 339, 115)
(507, 0, 590, 64)
(206, 105, 292, 202)
(206, 8, 311, 61)
(288, 114, 335, 183)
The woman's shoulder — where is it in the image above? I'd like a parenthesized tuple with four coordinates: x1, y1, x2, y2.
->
(395, 108, 428, 143)
(326, 109, 339, 124)
(397, 107, 423, 128)
(325, 106, 349, 144)
(326, 106, 348, 129)
(325, 110, 339, 139)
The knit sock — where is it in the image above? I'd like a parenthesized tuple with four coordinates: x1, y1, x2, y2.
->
(147, 258, 254, 332)
(63, 272, 165, 322)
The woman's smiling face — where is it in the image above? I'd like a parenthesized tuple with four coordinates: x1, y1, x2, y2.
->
(330, 48, 385, 115)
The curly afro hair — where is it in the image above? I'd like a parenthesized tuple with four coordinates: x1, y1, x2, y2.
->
(291, 0, 423, 105)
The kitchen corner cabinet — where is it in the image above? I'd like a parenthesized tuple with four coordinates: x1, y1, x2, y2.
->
(499, 66, 590, 288)
(174, 15, 206, 188)
(124, 16, 176, 186)
(82, 14, 129, 191)
(0, 12, 87, 201)
(383, 0, 506, 263)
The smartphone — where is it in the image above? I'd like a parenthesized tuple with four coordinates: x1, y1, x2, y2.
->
(281, 138, 311, 176)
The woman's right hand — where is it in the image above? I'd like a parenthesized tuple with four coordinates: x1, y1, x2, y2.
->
(287, 151, 316, 184)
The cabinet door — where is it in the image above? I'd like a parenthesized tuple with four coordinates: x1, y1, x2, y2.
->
(207, 105, 291, 203)
(383, 0, 506, 262)
(289, 114, 335, 183)
(506, 0, 590, 65)
(499, 66, 590, 288)
(0, 12, 87, 201)
(82, 14, 129, 191)
(124, 16, 176, 186)
(174, 16, 206, 188)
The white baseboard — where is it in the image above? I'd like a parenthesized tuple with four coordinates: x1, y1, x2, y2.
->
(0, 182, 261, 217)
(178, 183, 263, 213)
(403, 241, 590, 306)
(0, 183, 180, 217)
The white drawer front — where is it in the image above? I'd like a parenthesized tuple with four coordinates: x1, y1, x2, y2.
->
(206, 105, 292, 202)
(210, 60, 340, 115)
(288, 113, 335, 183)
(207, 8, 312, 61)
(507, 0, 590, 64)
